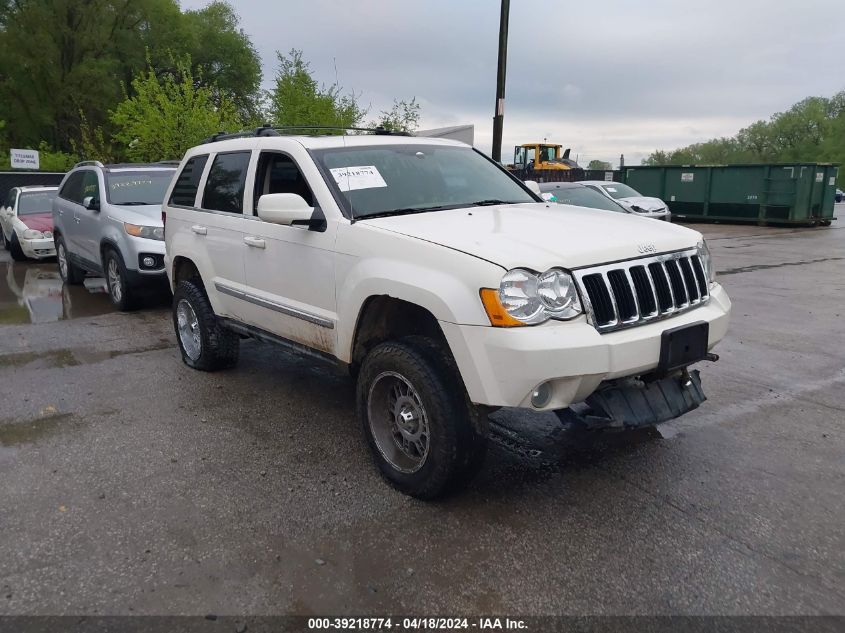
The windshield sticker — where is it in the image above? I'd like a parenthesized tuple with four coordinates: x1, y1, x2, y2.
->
(330, 166, 387, 192)
(110, 179, 153, 190)
(604, 187, 618, 193)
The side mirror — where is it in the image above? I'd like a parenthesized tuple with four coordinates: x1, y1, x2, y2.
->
(257, 193, 315, 227)
(524, 180, 542, 196)
(82, 196, 100, 211)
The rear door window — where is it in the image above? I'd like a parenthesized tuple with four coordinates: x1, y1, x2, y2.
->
(169, 155, 209, 207)
(59, 172, 85, 204)
(201, 152, 251, 214)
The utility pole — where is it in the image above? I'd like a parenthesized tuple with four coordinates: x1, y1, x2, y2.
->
(491, 0, 510, 163)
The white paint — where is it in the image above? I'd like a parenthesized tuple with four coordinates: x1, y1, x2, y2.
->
(10, 148, 39, 170)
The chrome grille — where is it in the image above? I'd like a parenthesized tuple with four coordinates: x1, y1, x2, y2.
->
(573, 249, 710, 333)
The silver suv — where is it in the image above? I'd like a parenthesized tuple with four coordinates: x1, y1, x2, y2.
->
(52, 161, 177, 309)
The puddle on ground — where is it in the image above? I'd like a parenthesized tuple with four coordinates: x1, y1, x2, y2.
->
(0, 413, 75, 447)
(0, 260, 113, 324)
(0, 341, 173, 370)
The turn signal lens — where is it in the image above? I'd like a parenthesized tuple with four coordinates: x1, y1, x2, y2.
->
(480, 289, 525, 327)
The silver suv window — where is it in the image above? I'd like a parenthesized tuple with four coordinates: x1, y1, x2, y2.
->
(106, 169, 175, 206)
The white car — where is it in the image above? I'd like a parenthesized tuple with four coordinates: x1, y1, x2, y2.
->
(580, 181, 671, 221)
(164, 128, 731, 499)
(1, 186, 58, 260)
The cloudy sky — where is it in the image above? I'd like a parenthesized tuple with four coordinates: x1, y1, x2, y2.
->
(182, 0, 843, 166)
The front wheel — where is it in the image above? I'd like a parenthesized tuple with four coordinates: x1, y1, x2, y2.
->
(357, 337, 486, 499)
(103, 249, 137, 311)
(9, 233, 27, 261)
(172, 278, 239, 371)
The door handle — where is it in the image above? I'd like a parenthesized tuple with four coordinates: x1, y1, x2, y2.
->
(191, 225, 207, 235)
(243, 236, 266, 249)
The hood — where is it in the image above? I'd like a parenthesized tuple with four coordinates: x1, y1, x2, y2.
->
(109, 204, 164, 225)
(618, 196, 667, 213)
(361, 203, 700, 270)
(18, 213, 54, 232)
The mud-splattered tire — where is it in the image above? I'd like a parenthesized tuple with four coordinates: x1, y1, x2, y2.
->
(56, 236, 85, 284)
(172, 278, 239, 371)
(357, 336, 487, 499)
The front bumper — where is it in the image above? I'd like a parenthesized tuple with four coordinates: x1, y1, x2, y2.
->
(634, 210, 671, 221)
(20, 236, 56, 259)
(440, 284, 730, 410)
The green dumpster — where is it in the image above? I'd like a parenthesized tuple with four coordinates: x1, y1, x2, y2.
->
(623, 163, 838, 226)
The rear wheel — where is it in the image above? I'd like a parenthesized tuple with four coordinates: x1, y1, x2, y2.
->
(357, 336, 486, 499)
(56, 236, 85, 285)
(172, 278, 239, 371)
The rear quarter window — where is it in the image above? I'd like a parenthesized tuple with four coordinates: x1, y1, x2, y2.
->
(169, 155, 209, 207)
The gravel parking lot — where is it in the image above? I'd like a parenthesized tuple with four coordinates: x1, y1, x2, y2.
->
(1, 213, 843, 616)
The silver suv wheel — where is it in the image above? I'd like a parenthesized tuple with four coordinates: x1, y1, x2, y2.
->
(57, 243, 68, 279)
(107, 258, 122, 303)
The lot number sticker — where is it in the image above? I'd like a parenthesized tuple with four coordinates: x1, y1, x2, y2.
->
(330, 166, 388, 192)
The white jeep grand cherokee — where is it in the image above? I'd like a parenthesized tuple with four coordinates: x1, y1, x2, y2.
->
(163, 128, 731, 499)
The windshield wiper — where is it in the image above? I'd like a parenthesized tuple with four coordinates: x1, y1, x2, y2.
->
(467, 199, 522, 206)
(116, 201, 153, 206)
(357, 205, 447, 220)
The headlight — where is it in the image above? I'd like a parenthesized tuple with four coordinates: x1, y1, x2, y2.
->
(537, 268, 582, 319)
(697, 240, 716, 286)
(22, 229, 43, 239)
(499, 268, 547, 324)
(124, 223, 164, 241)
(483, 267, 583, 326)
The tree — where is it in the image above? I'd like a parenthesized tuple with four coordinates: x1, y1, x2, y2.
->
(268, 50, 366, 130)
(643, 91, 845, 185)
(371, 98, 421, 133)
(0, 0, 261, 154)
(0, 0, 182, 152)
(587, 159, 611, 170)
(111, 57, 242, 162)
(179, 1, 262, 120)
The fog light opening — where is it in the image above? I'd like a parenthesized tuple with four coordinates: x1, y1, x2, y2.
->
(531, 382, 552, 408)
(142, 256, 156, 268)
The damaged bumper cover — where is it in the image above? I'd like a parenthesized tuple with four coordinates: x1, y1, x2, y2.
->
(556, 370, 707, 430)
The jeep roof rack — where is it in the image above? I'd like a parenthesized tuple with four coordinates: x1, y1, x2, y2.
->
(201, 125, 411, 144)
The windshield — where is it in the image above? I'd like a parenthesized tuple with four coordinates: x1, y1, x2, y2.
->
(17, 191, 57, 215)
(311, 145, 537, 219)
(600, 182, 640, 199)
(549, 187, 627, 213)
(105, 169, 176, 205)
